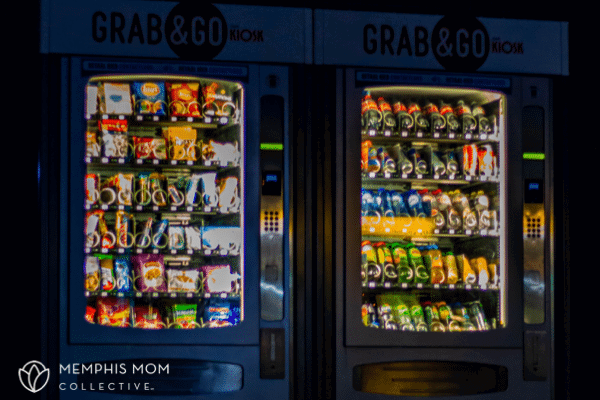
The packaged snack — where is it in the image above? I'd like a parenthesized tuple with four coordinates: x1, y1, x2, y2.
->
(202, 140, 240, 166)
(164, 126, 197, 161)
(99, 119, 129, 158)
(167, 82, 201, 117)
(132, 254, 167, 292)
(167, 268, 200, 292)
(202, 81, 235, 117)
(201, 265, 240, 293)
(97, 297, 131, 327)
(168, 226, 186, 250)
(184, 226, 202, 251)
(115, 210, 134, 249)
(99, 256, 115, 292)
(84, 256, 100, 291)
(218, 176, 240, 212)
(149, 173, 168, 206)
(85, 305, 96, 324)
(459, 144, 478, 177)
(114, 257, 132, 292)
(170, 304, 197, 329)
(99, 82, 133, 115)
(132, 82, 167, 116)
(200, 226, 242, 254)
(152, 219, 169, 249)
(133, 305, 164, 329)
(477, 144, 497, 178)
(204, 299, 241, 328)
(86, 131, 101, 158)
(133, 136, 167, 160)
(85, 85, 98, 116)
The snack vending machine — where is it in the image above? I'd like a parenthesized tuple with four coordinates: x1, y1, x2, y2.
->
(314, 10, 568, 400)
(40, 2, 312, 398)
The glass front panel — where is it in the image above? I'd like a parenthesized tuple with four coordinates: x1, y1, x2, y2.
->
(360, 86, 506, 333)
(83, 75, 244, 330)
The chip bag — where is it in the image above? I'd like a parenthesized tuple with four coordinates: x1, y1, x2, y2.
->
(97, 297, 131, 327)
(132, 254, 167, 292)
(167, 82, 201, 117)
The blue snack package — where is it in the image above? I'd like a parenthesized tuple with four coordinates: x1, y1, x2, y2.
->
(204, 299, 241, 328)
(114, 256, 132, 292)
(132, 82, 167, 116)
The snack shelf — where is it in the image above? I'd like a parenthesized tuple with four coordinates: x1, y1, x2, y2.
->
(362, 173, 499, 185)
(85, 290, 241, 300)
(361, 282, 500, 292)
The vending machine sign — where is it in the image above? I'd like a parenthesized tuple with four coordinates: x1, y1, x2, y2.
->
(315, 10, 568, 75)
(41, 1, 312, 63)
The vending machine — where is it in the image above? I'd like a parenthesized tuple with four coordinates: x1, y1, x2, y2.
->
(314, 10, 568, 400)
(38, 1, 312, 398)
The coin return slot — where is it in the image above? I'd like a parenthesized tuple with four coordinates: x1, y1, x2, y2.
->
(264, 211, 280, 232)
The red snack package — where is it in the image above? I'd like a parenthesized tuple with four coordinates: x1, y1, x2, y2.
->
(167, 82, 201, 117)
(133, 305, 165, 329)
(97, 297, 131, 327)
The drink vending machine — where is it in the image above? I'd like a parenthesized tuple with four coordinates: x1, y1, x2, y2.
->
(39, 2, 313, 399)
(314, 9, 568, 400)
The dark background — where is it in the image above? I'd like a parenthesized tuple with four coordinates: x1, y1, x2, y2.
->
(11, 0, 579, 398)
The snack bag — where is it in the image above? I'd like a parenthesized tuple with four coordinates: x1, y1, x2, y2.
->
(97, 297, 131, 327)
(86, 131, 101, 158)
(167, 268, 200, 292)
(201, 265, 240, 293)
(473, 257, 490, 286)
(202, 81, 235, 117)
(168, 226, 186, 251)
(184, 226, 202, 251)
(200, 226, 242, 254)
(170, 304, 197, 329)
(167, 82, 201, 117)
(99, 119, 129, 158)
(114, 257, 132, 292)
(132, 82, 167, 116)
(133, 305, 164, 329)
(85, 85, 98, 116)
(99, 82, 133, 115)
(132, 254, 167, 292)
(99, 255, 116, 292)
(133, 136, 167, 160)
(204, 299, 241, 328)
(164, 126, 197, 161)
(84, 256, 100, 291)
(85, 305, 96, 324)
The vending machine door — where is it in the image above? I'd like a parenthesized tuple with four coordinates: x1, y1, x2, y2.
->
(64, 57, 262, 346)
(342, 68, 525, 349)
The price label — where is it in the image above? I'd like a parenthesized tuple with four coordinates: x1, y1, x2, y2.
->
(401, 283, 408, 289)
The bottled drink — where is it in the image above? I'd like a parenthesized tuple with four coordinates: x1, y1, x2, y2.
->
(390, 144, 413, 175)
(471, 102, 492, 135)
(378, 97, 396, 135)
(392, 101, 414, 134)
(407, 148, 428, 175)
(377, 147, 396, 174)
(390, 244, 414, 284)
(423, 102, 446, 135)
(422, 301, 445, 331)
(407, 245, 429, 284)
(454, 100, 477, 135)
(439, 101, 460, 134)
(361, 94, 381, 135)
(408, 102, 429, 135)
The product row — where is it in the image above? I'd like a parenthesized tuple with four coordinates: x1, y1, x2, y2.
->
(361, 94, 497, 139)
(361, 241, 499, 288)
(85, 296, 241, 329)
(86, 81, 239, 123)
(86, 120, 240, 166)
(362, 188, 498, 235)
(85, 172, 240, 213)
(85, 213, 241, 255)
(362, 141, 499, 181)
(84, 254, 240, 295)
(362, 293, 495, 332)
